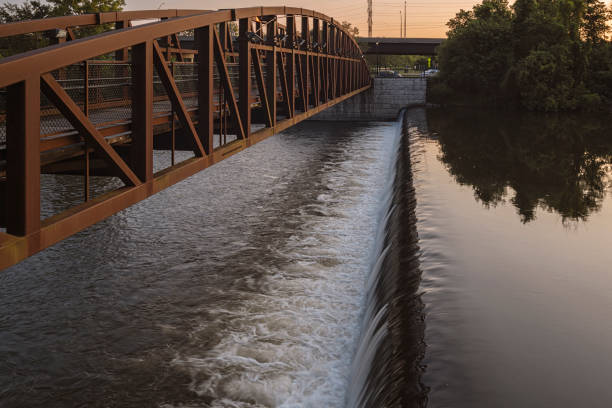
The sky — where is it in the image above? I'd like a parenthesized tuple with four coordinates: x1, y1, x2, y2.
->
(125, 0, 484, 38)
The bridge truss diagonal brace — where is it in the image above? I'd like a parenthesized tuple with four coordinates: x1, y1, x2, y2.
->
(213, 28, 246, 140)
(40, 73, 141, 187)
(152, 40, 206, 158)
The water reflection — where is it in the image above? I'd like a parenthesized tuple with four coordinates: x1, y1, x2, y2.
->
(427, 108, 612, 223)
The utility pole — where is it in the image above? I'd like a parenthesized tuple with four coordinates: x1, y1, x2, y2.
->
(368, 0, 372, 37)
(404, 1, 407, 38)
(400, 11, 402, 37)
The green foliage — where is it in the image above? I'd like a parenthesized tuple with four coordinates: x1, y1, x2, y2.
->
(340, 21, 359, 37)
(0, 0, 125, 22)
(363, 54, 436, 71)
(515, 46, 580, 111)
(46, 0, 125, 15)
(582, 0, 610, 43)
(0, 1, 52, 22)
(0, 0, 125, 56)
(434, 0, 612, 111)
(438, 0, 513, 98)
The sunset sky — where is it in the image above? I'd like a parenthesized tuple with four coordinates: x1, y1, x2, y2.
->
(125, 0, 483, 38)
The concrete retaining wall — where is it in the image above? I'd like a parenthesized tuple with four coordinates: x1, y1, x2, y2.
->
(311, 77, 426, 121)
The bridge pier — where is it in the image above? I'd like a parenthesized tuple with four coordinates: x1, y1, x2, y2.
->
(311, 77, 426, 121)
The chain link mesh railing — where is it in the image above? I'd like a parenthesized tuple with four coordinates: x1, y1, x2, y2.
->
(87, 62, 132, 125)
(38, 62, 134, 137)
(1, 47, 305, 158)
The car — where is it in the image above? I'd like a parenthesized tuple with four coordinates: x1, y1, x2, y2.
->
(423, 69, 440, 77)
(377, 69, 402, 78)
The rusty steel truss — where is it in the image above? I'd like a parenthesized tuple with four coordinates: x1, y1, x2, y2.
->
(0, 7, 371, 270)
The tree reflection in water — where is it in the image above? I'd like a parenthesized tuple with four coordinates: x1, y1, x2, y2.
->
(426, 108, 612, 223)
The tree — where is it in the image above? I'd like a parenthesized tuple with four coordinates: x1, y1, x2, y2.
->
(432, 0, 612, 111)
(0, 0, 125, 23)
(341, 21, 359, 37)
(581, 0, 610, 43)
(0, 1, 52, 22)
(0, 0, 125, 56)
(436, 0, 513, 99)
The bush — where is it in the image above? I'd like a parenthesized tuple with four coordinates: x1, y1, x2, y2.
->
(428, 81, 453, 104)
(579, 92, 605, 111)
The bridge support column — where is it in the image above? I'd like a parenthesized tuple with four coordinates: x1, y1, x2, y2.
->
(239, 17, 252, 140)
(312, 18, 320, 107)
(196, 25, 214, 156)
(301, 16, 309, 111)
(287, 15, 296, 118)
(322, 21, 329, 103)
(6, 78, 40, 236)
(131, 41, 154, 183)
(265, 16, 277, 127)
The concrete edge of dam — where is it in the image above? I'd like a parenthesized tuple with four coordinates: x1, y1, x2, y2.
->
(310, 77, 427, 121)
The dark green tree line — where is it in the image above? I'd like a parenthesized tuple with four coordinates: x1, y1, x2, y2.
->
(431, 0, 612, 111)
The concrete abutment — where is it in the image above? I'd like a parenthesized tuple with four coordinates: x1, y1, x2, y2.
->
(311, 77, 427, 121)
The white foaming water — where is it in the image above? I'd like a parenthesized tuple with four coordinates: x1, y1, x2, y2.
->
(345, 114, 404, 408)
(170, 122, 401, 407)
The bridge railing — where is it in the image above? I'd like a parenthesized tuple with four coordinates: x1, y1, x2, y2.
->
(0, 9, 212, 57)
(0, 7, 371, 270)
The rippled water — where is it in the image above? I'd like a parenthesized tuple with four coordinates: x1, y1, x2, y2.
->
(0, 120, 399, 407)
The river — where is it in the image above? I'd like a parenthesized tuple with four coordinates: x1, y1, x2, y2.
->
(1, 108, 611, 407)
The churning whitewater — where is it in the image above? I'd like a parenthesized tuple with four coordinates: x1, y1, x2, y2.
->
(167, 119, 403, 407)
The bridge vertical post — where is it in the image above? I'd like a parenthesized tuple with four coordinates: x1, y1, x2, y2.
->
(345, 35, 350, 93)
(345, 35, 349, 93)
(239, 17, 252, 140)
(6, 77, 40, 236)
(338, 32, 344, 96)
(337, 32, 342, 96)
(312, 18, 320, 106)
(351, 60, 354, 92)
(322, 21, 328, 103)
(196, 25, 214, 156)
(329, 24, 335, 99)
(115, 21, 131, 102)
(131, 41, 153, 183)
(265, 16, 277, 127)
(340, 32, 344, 96)
(115, 20, 130, 62)
(301, 16, 309, 111)
(287, 15, 295, 118)
(220, 22, 228, 50)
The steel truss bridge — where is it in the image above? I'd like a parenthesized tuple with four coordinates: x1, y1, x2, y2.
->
(0, 8, 371, 269)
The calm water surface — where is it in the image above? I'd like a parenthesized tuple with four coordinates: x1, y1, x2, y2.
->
(411, 108, 612, 407)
